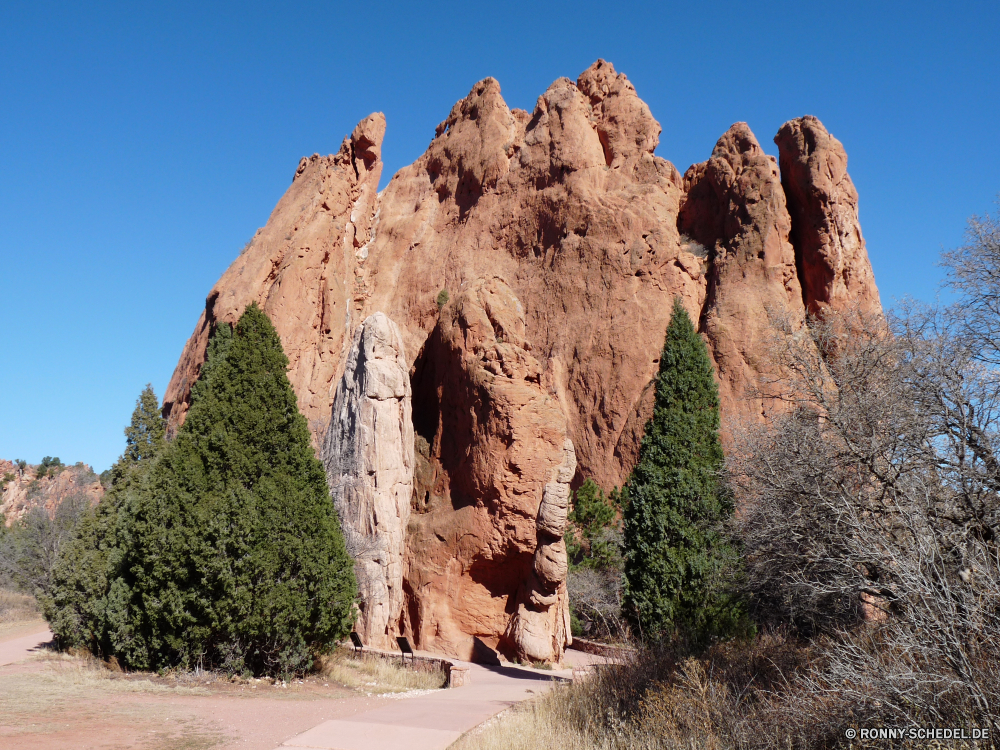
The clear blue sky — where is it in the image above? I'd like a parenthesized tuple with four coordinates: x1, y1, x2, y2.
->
(2, 1, 998, 472)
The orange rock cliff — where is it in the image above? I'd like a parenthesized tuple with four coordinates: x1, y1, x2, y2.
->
(162, 60, 880, 662)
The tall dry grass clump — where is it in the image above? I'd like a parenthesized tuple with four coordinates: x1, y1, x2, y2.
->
(0, 588, 42, 628)
(461, 629, 999, 749)
(455, 632, 818, 750)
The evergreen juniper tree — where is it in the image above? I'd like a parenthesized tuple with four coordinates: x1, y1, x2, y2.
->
(107, 384, 166, 488)
(621, 298, 745, 645)
(44, 384, 166, 651)
(565, 479, 620, 571)
(104, 303, 355, 676)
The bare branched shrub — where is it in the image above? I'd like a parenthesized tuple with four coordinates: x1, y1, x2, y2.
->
(731, 308, 1000, 740)
(340, 524, 385, 611)
(942, 202, 1000, 365)
(568, 527, 630, 642)
(0, 495, 90, 595)
(680, 234, 710, 259)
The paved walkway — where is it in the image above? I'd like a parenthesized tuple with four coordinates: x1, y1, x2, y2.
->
(277, 649, 600, 750)
(0, 622, 600, 749)
(0, 623, 52, 667)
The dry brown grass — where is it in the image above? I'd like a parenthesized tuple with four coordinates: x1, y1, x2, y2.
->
(317, 648, 448, 693)
(451, 632, 812, 750)
(0, 587, 42, 629)
(454, 628, 999, 750)
(30, 650, 212, 695)
(450, 688, 663, 750)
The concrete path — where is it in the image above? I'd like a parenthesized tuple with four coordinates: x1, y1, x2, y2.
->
(0, 620, 601, 749)
(278, 650, 599, 750)
(0, 623, 52, 667)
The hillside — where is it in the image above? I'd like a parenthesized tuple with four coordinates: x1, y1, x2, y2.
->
(0, 460, 103, 526)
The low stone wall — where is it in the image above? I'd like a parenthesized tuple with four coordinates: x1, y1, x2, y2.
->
(568, 638, 634, 660)
(352, 647, 468, 688)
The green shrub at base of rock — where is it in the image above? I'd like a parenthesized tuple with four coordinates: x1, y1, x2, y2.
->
(46, 304, 356, 678)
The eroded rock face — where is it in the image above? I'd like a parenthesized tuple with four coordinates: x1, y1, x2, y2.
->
(406, 278, 573, 661)
(1, 462, 103, 526)
(774, 116, 882, 318)
(322, 313, 413, 649)
(162, 113, 387, 442)
(162, 60, 883, 662)
(679, 123, 809, 422)
(358, 61, 708, 492)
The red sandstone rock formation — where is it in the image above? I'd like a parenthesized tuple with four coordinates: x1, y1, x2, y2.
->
(1, 462, 103, 526)
(679, 123, 808, 422)
(162, 60, 882, 661)
(162, 114, 387, 439)
(406, 278, 574, 662)
(774, 116, 882, 318)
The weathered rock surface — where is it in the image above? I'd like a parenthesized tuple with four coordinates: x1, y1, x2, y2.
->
(507, 438, 576, 662)
(774, 116, 882, 318)
(163, 113, 387, 441)
(1, 462, 103, 526)
(406, 278, 572, 661)
(163, 60, 882, 662)
(679, 123, 809, 422)
(322, 313, 413, 650)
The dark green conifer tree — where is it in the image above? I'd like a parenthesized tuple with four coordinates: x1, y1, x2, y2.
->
(107, 384, 166, 489)
(106, 304, 355, 676)
(565, 479, 620, 570)
(45, 384, 166, 651)
(621, 298, 745, 645)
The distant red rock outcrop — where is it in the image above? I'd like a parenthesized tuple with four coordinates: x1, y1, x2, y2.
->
(1, 462, 103, 526)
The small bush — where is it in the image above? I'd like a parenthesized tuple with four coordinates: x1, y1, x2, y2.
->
(436, 289, 450, 308)
(565, 480, 628, 641)
(41, 456, 63, 470)
(565, 480, 619, 568)
(679, 234, 709, 259)
(34, 456, 63, 480)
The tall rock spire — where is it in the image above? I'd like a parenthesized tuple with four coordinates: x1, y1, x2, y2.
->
(679, 122, 807, 423)
(322, 312, 413, 649)
(775, 115, 881, 318)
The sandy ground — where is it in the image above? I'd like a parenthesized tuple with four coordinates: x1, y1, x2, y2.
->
(0, 624, 401, 750)
(0, 622, 606, 750)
